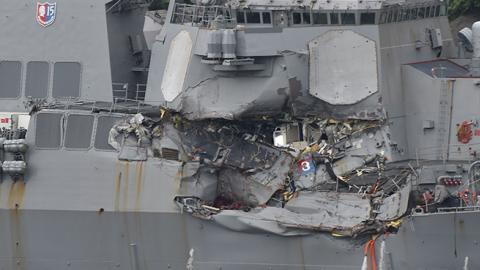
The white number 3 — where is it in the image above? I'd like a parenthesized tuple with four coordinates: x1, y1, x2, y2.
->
(301, 161, 310, 171)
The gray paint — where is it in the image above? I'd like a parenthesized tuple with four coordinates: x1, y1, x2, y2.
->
(0, 0, 479, 269)
(34, 113, 62, 149)
(0, 61, 22, 99)
(106, 5, 149, 99)
(52, 62, 81, 99)
(64, 114, 94, 149)
(0, 0, 113, 112)
(25, 61, 49, 98)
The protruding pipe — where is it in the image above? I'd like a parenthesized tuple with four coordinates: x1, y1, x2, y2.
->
(378, 239, 386, 270)
(360, 255, 368, 270)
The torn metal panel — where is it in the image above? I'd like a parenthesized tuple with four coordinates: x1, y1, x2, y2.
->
(213, 191, 372, 237)
(285, 191, 372, 229)
(118, 145, 148, 161)
(376, 182, 412, 221)
(213, 208, 311, 236)
(178, 165, 218, 202)
(218, 152, 293, 206)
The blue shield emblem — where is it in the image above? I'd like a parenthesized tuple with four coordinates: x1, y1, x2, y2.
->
(36, 2, 56, 27)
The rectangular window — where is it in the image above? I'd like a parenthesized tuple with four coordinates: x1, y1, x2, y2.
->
(341, 13, 355, 25)
(425, 6, 431, 17)
(387, 10, 393, 23)
(302, 12, 311, 24)
(262, 12, 271, 24)
(65, 114, 94, 149)
(360, 13, 375, 24)
(246, 11, 261, 23)
(403, 9, 410, 21)
(25, 61, 49, 99)
(94, 115, 122, 151)
(330, 13, 339, 25)
(396, 9, 404, 22)
(410, 8, 417, 20)
(434, 6, 440, 17)
(392, 9, 398, 22)
(313, 13, 328, 24)
(35, 113, 62, 149)
(418, 7, 425, 18)
(52, 62, 81, 99)
(439, 5, 446, 16)
(0, 61, 21, 99)
(292, 12, 302, 24)
(379, 12, 387, 24)
(236, 11, 245, 23)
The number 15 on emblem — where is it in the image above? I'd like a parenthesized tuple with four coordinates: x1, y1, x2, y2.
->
(36, 2, 57, 27)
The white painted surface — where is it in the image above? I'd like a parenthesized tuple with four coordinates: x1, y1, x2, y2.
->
(0, 112, 30, 129)
(472, 22, 480, 58)
(309, 30, 378, 105)
(161, 30, 192, 102)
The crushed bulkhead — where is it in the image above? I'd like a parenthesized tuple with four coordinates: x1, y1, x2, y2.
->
(109, 111, 412, 237)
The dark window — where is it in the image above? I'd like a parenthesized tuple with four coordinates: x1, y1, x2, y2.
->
(439, 5, 446, 16)
(387, 10, 393, 23)
(403, 9, 410, 21)
(410, 8, 417, 19)
(360, 13, 375, 24)
(418, 7, 425, 18)
(52, 62, 81, 99)
(25, 61, 49, 98)
(392, 10, 398, 22)
(302, 12, 311, 24)
(425, 6, 431, 17)
(236, 11, 245, 23)
(0, 61, 21, 99)
(292, 12, 302, 24)
(341, 13, 355, 25)
(94, 115, 123, 150)
(330, 13, 339, 24)
(246, 11, 261, 23)
(313, 13, 328, 24)
(397, 9, 405, 22)
(435, 6, 440, 17)
(35, 113, 62, 149)
(65, 114, 94, 149)
(379, 12, 387, 24)
(262, 12, 271, 24)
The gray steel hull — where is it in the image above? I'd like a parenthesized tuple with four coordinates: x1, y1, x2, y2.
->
(0, 209, 478, 270)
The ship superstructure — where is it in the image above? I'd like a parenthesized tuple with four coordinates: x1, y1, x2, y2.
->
(0, 0, 480, 269)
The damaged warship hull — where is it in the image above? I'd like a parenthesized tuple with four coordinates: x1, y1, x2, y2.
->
(1, 0, 480, 269)
(0, 208, 477, 269)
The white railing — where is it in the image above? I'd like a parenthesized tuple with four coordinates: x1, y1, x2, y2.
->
(112, 83, 128, 100)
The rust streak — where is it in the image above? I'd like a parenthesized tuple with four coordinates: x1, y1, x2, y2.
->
(123, 162, 130, 211)
(8, 180, 26, 267)
(8, 180, 26, 209)
(134, 162, 144, 211)
(114, 166, 122, 212)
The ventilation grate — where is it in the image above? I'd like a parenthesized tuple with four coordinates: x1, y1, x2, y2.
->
(162, 148, 179, 161)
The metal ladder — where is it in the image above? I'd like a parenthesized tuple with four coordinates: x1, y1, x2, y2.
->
(436, 79, 452, 160)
